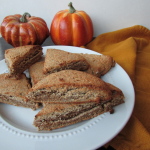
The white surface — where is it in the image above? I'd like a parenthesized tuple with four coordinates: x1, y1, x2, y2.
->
(0, 46, 135, 150)
(0, 0, 150, 36)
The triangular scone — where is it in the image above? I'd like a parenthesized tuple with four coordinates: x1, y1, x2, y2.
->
(0, 73, 40, 110)
(4, 45, 43, 78)
(29, 61, 47, 86)
(43, 49, 89, 74)
(33, 83, 124, 131)
(33, 103, 107, 131)
(26, 70, 112, 103)
(80, 53, 115, 77)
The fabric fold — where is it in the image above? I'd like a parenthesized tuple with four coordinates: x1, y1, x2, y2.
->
(84, 25, 150, 150)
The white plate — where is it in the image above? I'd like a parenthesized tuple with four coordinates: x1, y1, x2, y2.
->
(0, 46, 135, 150)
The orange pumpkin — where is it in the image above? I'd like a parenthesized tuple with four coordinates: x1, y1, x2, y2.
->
(50, 2, 94, 47)
(0, 12, 49, 47)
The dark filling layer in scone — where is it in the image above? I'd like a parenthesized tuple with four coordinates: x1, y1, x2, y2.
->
(0, 94, 40, 110)
(33, 102, 114, 131)
(27, 86, 111, 103)
(46, 60, 89, 74)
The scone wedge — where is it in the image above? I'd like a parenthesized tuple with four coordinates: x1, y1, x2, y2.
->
(43, 49, 89, 74)
(33, 83, 124, 131)
(34, 103, 107, 131)
(5, 45, 43, 78)
(0, 73, 40, 110)
(26, 70, 112, 103)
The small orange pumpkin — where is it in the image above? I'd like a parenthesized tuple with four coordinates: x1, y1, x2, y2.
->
(0, 12, 49, 47)
(50, 2, 94, 47)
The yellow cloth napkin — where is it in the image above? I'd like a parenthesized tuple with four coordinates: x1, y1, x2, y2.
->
(84, 25, 150, 150)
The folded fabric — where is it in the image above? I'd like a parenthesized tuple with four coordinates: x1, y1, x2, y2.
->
(84, 25, 150, 150)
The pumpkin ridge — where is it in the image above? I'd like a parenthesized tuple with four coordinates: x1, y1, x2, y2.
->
(4, 21, 16, 44)
(19, 24, 23, 46)
(77, 12, 93, 43)
(10, 24, 20, 47)
(28, 22, 39, 44)
(72, 14, 87, 46)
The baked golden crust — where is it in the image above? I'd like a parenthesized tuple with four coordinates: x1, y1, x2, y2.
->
(0, 73, 30, 96)
(29, 70, 110, 90)
(43, 49, 89, 74)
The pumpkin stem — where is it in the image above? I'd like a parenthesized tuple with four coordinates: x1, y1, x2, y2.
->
(68, 2, 76, 13)
(20, 12, 31, 23)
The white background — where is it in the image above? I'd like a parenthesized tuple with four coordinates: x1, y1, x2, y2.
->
(0, 0, 150, 36)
